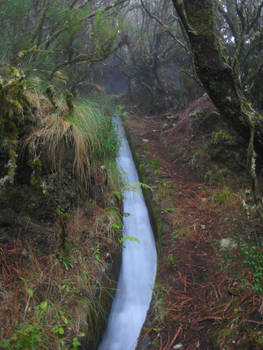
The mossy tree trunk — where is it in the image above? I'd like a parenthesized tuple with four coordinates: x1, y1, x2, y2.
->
(172, 0, 263, 164)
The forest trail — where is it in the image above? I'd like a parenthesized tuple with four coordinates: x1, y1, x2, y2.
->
(124, 113, 261, 350)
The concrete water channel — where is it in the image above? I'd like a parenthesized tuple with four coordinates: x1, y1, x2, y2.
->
(98, 116, 157, 350)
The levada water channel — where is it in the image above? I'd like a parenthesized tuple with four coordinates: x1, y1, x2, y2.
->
(98, 116, 157, 350)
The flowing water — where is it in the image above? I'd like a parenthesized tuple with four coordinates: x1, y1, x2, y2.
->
(98, 116, 157, 350)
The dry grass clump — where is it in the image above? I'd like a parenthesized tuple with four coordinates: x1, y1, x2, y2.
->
(24, 97, 100, 186)
(23, 90, 119, 188)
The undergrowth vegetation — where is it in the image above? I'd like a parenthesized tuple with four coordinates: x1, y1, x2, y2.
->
(0, 0, 125, 348)
(25, 91, 119, 187)
(0, 70, 123, 349)
(218, 206, 263, 296)
(0, 201, 122, 349)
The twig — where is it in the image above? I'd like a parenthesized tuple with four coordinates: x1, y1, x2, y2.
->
(164, 326, 182, 350)
(140, 0, 189, 53)
(23, 296, 31, 319)
(246, 319, 263, 326)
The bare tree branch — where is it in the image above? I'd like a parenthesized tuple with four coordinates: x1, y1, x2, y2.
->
(42, 0, 128, 49)
(140, 0, 189, 53)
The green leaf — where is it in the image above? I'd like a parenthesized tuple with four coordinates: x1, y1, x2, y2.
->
(27, 288, 34, 298)
(124, 182, 153, 193)
(40, 301, 48, 310)
(112, 223, 121, 230)
(139, 182, 153, 191)
(58, 327, 64, 335)
(113, 191, 122, 200)
(164, 207, 176, 213)
(0, 339, 11, 348)
(62, 315, 69, 325)
(72, 337, 81, 348)
(119, 236, 140, 244)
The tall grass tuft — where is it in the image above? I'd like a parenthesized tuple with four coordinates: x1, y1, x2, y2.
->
(26, 94, 119, 187)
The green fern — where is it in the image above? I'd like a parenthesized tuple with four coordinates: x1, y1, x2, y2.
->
(123, 181, 153, 193)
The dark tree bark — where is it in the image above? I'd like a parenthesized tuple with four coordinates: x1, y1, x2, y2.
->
(172, 0, 263, 163)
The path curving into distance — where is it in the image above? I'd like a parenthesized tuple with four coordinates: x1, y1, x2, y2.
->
(98, 116, 157, 350)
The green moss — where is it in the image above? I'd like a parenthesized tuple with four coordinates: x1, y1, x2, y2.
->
(210, 129, 234, 145)
(28, 158, 42, 172)
(65, 90, 74, 110)
(243, 101, 253, 112)
(7, 99, 23, 115)
(28, 155, 45, 191)
(217, 41, 228, 62)
(9, 66, 20, 77)
(188, 5, 213, 37)
(208, 81, 216, 92)
(216, 328, 263, 349)
(216, 327, 234, 347)
(0, 140, 18, 194)
(189, 109, 202, 119)
(252, 332, 263, 345)
(0, 67, 32, 145)
(46, 85, 57, 108)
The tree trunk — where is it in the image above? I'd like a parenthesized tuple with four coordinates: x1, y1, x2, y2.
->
(172, 0, 263, 164)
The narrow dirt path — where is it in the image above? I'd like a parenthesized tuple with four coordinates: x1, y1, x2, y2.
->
(124, 113, 261, 350)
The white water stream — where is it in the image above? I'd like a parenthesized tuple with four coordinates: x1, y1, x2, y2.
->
(98, 117, 157, 350)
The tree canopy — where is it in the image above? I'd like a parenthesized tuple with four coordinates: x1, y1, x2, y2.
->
(0, 0, 128, 91)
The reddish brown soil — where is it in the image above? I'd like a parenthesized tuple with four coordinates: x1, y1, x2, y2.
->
(124, 107, 263, 350)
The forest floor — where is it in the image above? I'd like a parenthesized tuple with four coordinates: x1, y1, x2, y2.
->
(123, 100, 263, 350)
